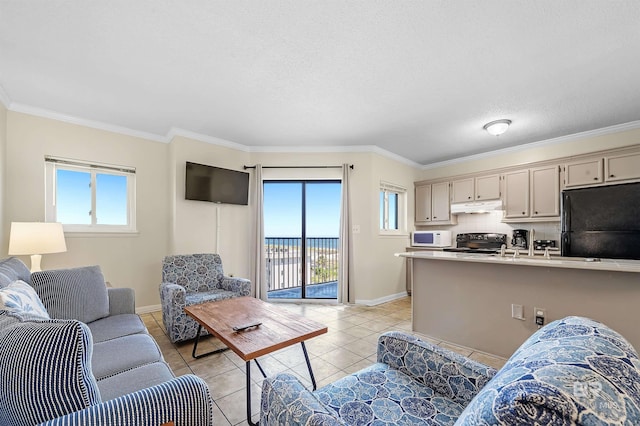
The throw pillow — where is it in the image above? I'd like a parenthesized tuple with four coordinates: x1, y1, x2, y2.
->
(0, 280, 50, 319)
(0, 311, 102, 425)
(31, 265, 110, 323)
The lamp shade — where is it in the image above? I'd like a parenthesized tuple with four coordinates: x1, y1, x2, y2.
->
(8, 222, 67, 255)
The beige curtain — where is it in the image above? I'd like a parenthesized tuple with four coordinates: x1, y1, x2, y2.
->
(252, 165, 267, 300)
(339, 164, 354, 304)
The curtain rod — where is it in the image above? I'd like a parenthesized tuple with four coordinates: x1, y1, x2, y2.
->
(243, 164, 354, 170)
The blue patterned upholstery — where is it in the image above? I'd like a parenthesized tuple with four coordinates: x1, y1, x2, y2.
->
(456, 316, 640, 425)
(159, 253, 251, 343)
(262, 319, 640, 426)
(261, 331, 497, 426)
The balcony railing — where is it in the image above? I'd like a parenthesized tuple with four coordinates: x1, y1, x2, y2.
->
(265, 237, 339, 296)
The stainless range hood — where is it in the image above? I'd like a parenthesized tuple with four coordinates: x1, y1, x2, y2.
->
(450, 199, 503, 214)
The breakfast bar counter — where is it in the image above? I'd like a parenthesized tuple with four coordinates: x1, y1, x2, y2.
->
(397, 251, 640, 358)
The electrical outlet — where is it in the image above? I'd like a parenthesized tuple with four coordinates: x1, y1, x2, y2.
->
(534, 307, 546, 327)
(511, 304, 525, 320)
(352, 225, 360, 234)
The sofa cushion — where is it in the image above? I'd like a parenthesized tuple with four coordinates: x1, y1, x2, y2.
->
(185, 289, 239, 305)
(455, 316, 640, 425)
(32, 265, 110, 323)
(0, 280, 50, 318)
(0, 257, 32, 288)
(97, 362, 175, 402)
(87, 314, 147, 343)
(0, 311, 101, 426)
(315, 362, 467, 425)
(92, 334, 164, 380)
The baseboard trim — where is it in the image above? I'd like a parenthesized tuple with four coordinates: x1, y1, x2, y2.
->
(355, 291, 408, 307)
(136, 304, 161, 314)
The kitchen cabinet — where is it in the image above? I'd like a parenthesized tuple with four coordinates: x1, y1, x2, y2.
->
(531, 165, 560, 218)
(431, 182, 451, 222)
(564, 159, 603, 187)
(415, 184, 432, 223)
(414, 182, 456, 225)
(503, 170, 529, 218)
(451, 178, 474, 202)
(475, 175, 501, 200)
(502, 166, 560, 221)
(452, 174, 500, 203)
(605, 152, 640, 182)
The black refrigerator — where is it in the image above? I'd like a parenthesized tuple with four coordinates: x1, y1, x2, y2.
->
(561, 182, 640, 260)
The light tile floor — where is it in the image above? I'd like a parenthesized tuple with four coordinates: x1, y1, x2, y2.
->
(141, 297, 507, 426)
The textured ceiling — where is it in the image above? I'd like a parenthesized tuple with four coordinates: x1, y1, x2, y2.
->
(1, 1, 640, 165)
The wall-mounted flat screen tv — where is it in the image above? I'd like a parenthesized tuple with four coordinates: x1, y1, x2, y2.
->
(185, 162, 249, 205)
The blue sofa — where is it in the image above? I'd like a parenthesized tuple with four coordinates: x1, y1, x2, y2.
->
(261, 317, 640, 425)
(0, 257, 213, 426)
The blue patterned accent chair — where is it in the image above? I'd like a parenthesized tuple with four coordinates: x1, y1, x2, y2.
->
(160, 253, 252, 343)
(261, 317, 640, 425)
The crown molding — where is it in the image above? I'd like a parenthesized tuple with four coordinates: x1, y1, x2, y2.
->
(0, 83, 11, 109)
(10, 102, 167, 143)
(422, 120, 640, 170)
(166, 127, 250, 151)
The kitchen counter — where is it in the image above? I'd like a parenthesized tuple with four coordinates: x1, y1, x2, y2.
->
(397, 250, 640, 273)
(402, 250, 640, 358)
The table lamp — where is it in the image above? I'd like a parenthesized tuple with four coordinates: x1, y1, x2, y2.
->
(8, 222, 67, 272)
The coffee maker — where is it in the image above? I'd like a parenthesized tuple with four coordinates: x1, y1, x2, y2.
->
(512, 229, 528, 249)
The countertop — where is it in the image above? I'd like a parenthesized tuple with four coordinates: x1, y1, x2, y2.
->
(397, 250, 640, 273)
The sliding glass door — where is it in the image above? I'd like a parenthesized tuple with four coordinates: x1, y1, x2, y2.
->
(263, 181, 341, 300)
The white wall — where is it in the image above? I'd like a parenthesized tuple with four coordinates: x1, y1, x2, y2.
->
(4, 111, 170, 308)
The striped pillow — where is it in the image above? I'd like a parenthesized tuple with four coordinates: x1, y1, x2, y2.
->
(0, 311, 102, 425)
(0, 280, 50, 318)
(31, 266, 110, 324)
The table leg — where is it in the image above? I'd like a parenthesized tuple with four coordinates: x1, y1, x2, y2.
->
(245, 358, 267, 426)
(191, 324, 228, 359)
(301, 341, 317, 390)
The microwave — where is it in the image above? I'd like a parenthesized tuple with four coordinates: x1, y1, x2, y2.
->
(411, 230, 452, 247)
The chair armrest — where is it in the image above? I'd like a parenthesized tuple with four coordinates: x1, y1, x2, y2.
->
(159, 282, 186, 306)
(38, 375, 213, 426)
(261, 373, 345, 426)
(107, 287, 135, 315)
(220, 276, 251, 296)
(378, 331, 497, 405)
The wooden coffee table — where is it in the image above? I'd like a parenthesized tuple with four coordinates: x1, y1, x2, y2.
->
(184, 297, 327, 425)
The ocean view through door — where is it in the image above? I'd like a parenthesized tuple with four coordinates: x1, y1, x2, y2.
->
(263, 181, 341, 300)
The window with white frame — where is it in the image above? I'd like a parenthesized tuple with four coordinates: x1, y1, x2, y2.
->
(379, 181, 406, 233)
(45, 156, 137, 233)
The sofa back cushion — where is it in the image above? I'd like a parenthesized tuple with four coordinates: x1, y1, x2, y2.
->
(0, 311, 101, 426)
(455, 316, 640, 425)
(0, 280, 50, 318)
(31, 265, 109, 323)
(162, 254, 224, 293)
(0, 257, 31, 289)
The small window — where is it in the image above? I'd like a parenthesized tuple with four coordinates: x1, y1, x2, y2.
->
(380, 181, 406, 234)
(45, 156, 136, 233)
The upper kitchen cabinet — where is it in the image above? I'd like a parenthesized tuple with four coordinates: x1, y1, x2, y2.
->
(564, 159, 603, 187)
(531, 165, 560, 218)
(415, 183, 432, 223)
(502, 166, 560, 222)
(605, 152, 640, 182)
(414, 181, 456, 226)
(503, 170, 529, 219)
(451, 174, 500, 203)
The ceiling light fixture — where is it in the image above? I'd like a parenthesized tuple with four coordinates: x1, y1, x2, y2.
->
(483, 119, 512, 136)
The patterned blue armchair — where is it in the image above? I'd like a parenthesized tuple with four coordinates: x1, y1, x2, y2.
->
(262, 318, 640, 425)
(261, 331, 497, 425)
(159, 253, 251, 343)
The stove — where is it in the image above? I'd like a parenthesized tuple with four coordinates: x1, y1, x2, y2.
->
(443, 233, 507, 253)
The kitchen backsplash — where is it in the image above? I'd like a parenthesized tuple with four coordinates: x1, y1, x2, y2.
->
(447, 211, 561, 246)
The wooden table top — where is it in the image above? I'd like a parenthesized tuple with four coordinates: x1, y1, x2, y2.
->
(184, 297, 328, 361)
